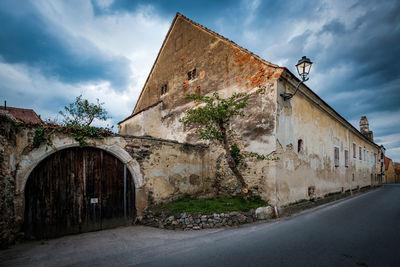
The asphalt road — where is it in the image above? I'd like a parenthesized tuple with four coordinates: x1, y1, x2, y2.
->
(1, 185, 399, 267)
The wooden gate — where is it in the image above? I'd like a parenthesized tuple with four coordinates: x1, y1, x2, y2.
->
(23, 147, 135, 239)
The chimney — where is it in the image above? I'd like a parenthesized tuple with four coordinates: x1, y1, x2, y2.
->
(360, 116, 373, 142)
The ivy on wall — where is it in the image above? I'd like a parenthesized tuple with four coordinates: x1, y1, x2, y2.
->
(32, 123, 113, 147)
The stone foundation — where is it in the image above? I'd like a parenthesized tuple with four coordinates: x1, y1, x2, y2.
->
(139, 210, 265, 230)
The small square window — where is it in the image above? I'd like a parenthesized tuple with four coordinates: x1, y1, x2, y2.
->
(160, 83, 168, 95)
(187, 68, 197, 80)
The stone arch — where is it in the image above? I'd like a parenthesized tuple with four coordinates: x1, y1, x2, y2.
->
(14, 135, 147, 232)
(16, 136, 143, 194)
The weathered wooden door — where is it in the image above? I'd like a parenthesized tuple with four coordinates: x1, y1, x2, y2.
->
(23, 147, 135, 239)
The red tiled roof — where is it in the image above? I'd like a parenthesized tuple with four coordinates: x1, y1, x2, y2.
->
(384, 157, 392, 171)
(0, 106, 41, 123)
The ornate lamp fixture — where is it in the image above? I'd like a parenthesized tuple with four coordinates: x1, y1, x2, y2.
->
(280, 56, 313, 101)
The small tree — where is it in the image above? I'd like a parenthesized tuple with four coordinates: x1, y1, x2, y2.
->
(59, 95, 108, 127)
(180, 92, 251, 195)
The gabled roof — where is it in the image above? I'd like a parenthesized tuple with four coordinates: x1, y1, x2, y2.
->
(126, 12, 283, 121)
(0, 106, 41, 123)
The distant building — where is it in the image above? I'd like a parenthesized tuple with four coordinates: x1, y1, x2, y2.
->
(385, 157, 399, 183)
(0, 105, 41, 124)
(395, 163, 400, 182)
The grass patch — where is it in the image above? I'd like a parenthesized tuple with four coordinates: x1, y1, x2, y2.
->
(149, 195, 267, 215)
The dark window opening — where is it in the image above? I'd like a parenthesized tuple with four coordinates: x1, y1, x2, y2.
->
(161, 83, 168, 95)
(345, 150, 349, 167)
(187, 68, 197, 80)
(297, 139, 303, 153)
(353, 143, 356, 158)
(334, 147, 339, 167)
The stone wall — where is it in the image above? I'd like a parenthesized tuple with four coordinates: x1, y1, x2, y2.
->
(0, 120, 17, 248)
(121, 135, 211, 204)
(0, 124, 212, 246)
(140, 210, 261, 230)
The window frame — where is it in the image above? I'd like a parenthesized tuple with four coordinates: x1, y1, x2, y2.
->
(160, 83, 168, 95)
(187, 68, 197, 80)
(334, 146, 340, 167)
(297, 139, 303, 153)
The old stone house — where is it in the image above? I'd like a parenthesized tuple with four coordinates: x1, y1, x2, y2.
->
(119, 13, 383, 205)
(0, 13, 385, 245)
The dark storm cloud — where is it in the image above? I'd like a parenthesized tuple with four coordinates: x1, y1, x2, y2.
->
(0, 1, 130, 89)
(250, 0, 400, 122)
(91, 0, 234, 23)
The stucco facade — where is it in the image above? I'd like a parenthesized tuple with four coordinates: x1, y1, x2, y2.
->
(119, 13, 382, 206)
(275, 73, 381, 204)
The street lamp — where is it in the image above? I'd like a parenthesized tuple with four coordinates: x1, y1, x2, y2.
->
(280, 56, 313, 101)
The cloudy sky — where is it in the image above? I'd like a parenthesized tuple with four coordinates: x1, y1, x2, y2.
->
(0, 0, 399, 161)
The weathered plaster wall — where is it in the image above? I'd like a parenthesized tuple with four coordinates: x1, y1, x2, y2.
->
(275, 74, 380, 205)
(0, 125, 209, 245)
(205, 144, 278, 203)
(119, 14, 282, 156)
(122, 135, 210, 204)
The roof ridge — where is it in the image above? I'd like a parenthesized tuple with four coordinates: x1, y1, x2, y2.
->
(176, 12, 282, 69)
(0, 106, 36, 111)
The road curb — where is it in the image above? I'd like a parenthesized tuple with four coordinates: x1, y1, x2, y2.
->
(277, 185, 382, 219)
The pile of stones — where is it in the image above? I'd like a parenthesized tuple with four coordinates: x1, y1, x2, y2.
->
(140, 206, 273, 230)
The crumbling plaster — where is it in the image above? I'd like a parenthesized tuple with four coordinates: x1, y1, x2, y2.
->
(1, 126, 212, 245)
(120, 15, 282, 158)
(119, 13, 382, 207)
(275, 74, 381, 204)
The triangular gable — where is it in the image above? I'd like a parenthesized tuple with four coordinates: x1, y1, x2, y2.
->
(119, 12, 283, 124)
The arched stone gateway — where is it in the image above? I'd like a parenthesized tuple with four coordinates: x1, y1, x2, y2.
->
(13, 136, 145, 239)
(15, 136, 144, 193)
(23, 147, 135, 239)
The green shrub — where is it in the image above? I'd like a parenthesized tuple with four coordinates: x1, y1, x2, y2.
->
(151, 195, 267, 215)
